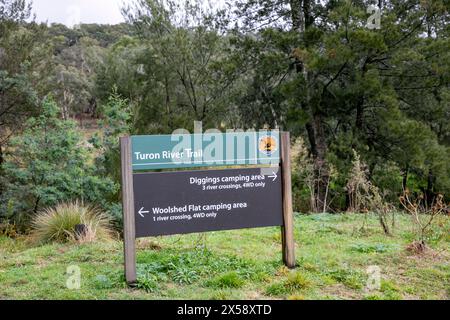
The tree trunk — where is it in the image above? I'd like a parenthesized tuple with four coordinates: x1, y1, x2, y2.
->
(0, 143, 3, 167)
(290, 0, 329, 212)
(402, 165, 409, 191)
(0, 143, 3, 196)
(313, 113, 329, 211)
(290, 0, 305, 32)
(33, 196, 41, 214)
(426, 169, 435, 206)
(355, 97, 364, 130)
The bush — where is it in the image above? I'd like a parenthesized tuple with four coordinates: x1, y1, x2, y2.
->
(1, 98, 118, 229)
(31, 201, 114, 243)
(400, 191, 448, 248)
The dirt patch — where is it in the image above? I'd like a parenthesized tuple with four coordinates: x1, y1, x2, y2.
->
(321, 283, 362, 300)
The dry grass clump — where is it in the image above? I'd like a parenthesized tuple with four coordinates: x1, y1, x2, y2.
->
(31, 201, 114, 244)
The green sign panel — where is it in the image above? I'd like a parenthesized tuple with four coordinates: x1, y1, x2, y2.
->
(131, 131, 280, 170)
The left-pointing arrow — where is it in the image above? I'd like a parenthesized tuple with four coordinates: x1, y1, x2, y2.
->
(138, 207, 150, 218)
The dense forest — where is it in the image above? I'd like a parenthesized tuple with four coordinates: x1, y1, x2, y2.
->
(0, 0, 449, 231)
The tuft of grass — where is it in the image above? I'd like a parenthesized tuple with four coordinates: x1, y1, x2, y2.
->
(265, 272, 312, 296)
(206, 271, 245, 289)
(210, 290, 231, 300)
(31, 201, 113, 244)
(285, 272, 312, 290)
(136, 274, 159, 293)
(265, 282, 287, 296)
(350, 243, 396, 253)
(326, 268, 364, 289)
(93, 275, 114, 289)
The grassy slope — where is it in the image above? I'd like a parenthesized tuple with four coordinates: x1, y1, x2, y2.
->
(0, 213, 448, 300)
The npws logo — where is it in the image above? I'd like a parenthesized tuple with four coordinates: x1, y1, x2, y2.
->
(259, 136, 278, 156)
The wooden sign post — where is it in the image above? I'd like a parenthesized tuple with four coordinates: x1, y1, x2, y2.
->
(280, 132, 295, 268)
(120, 136, 137, 284)
(120, 131, 295, 285)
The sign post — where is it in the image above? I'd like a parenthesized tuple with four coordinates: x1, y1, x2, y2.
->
(120, 137, 137, 285)
(280, 132, 295, 268)
(120, 131, 295, 285)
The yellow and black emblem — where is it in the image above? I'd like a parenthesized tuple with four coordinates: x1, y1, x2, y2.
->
(259, 136, 278, 155)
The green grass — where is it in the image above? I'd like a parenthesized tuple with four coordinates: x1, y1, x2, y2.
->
(0, 213, 448, 300)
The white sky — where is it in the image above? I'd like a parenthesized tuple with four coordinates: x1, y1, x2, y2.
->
(31, 0, 134, 26)
(30, 0, 226, 26)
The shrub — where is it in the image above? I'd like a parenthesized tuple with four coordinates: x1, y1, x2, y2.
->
(400, 190, 448, 250)
(291, 137, 337, 213)
(1, 98, 118, 229)
(31, 201, 113, 243)
(346, 150, 396, 235)
(0, 219, 19, 238)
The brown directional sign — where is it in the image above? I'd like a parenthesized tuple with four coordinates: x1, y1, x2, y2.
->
(120, 132, 295, 285)
(133, 168, 283, 238)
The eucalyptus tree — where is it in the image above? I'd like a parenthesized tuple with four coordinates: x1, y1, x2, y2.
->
(0, 0, 41, 167)
(121, 0, 240, 133)
(220, 0, 450, 209)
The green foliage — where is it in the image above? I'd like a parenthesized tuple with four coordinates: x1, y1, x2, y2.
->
(206, 271, 245, 289)
(91, 87, 132, 183)
(0, 1, 42, 164)
(1, 0, 450, 229)
(89, 90, 131, 228)
(349, 243, 397, 254)
(136, 274, 159, 293)
(326, 268, 365, 290)
(265, 282, 287, 296)
(0, 0, 31, 19)
(134, 246, 268, 292)
(30, 23, 134, 121)
(31, 201, 113, 243)
(285, 272, 312, 290)
(115, 0, 239, 133)
(1, 98, 117, 226)
(93, 275, 114, 290)
(265, 272, 312, 296)
(172, 267, 200, 285)
(228, 0, 450, 209)
(0, 213, 448, 299)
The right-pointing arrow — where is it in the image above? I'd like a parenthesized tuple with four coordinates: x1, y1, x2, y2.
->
(138, 207, 150, 218)
(268, 172, 278, 182)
